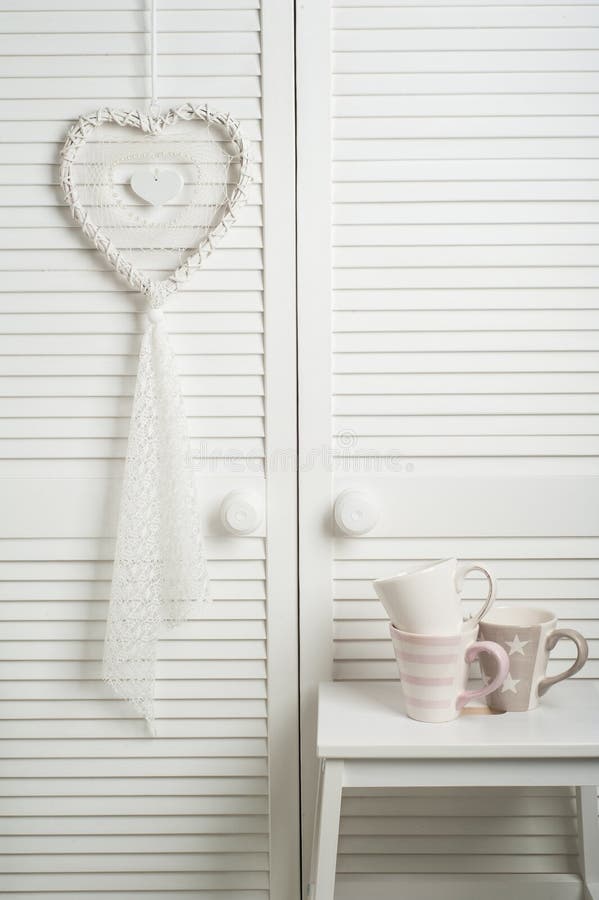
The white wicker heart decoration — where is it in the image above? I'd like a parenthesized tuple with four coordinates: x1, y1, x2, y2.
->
(59, 102, 251, 304)
(58, 102, 251, 728)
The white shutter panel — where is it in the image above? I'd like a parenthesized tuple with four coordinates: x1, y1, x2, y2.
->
(0, 1, 299, 897)
(299, 1, 599, 897)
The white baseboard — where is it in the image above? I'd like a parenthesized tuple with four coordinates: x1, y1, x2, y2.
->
(334, 873, 584, 900)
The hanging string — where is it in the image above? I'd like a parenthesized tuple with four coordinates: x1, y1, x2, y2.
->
(149, 0, 158, 113)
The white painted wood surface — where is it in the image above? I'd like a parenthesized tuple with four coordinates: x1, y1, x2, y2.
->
(317, 681, 599, 760)
(0, 1, 299, 898)
(298, 0, 599, 893)
(296, 0, 333, 888)
(313, 682, 599, 900)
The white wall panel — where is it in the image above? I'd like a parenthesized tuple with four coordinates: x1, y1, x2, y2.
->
(0, 1, 298, 898)
(318, 0, 599, 894)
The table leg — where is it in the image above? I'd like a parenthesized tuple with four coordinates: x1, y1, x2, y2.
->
(308, 759, 324, 891)
(576, 785, 599, 900)
(310, 759, 344, 900)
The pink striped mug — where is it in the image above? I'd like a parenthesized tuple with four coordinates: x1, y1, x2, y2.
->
(389, 621, 510, 723)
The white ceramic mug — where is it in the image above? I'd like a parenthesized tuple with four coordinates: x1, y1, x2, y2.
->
(373, 558, 496, 635)
(389, 621, 510, 723)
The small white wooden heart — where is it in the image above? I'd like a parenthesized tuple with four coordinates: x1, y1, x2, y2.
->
(59, 103, 251, 302)
(130, 167, 183, 206)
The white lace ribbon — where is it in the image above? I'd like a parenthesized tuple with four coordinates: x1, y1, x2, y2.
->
(103, 304, 210, 729)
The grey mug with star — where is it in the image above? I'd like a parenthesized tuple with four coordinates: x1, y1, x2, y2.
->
(479, 606, 588, 712)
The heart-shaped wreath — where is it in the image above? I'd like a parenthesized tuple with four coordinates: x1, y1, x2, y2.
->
(59, 102, 251, 303)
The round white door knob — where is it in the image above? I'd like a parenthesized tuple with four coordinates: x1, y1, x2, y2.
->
(334, 489, 380, 536)
(220, 490, 264, 535)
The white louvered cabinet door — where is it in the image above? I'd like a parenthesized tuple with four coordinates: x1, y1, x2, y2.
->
(0, 1, 299, 899)
(297, 1, 599, 898)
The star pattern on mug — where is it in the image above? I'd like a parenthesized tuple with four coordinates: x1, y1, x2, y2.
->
(505, 634, 529, 656)
(501, 672, 520, 694)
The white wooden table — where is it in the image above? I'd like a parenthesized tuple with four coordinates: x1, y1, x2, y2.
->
(310, 680, 599, 900)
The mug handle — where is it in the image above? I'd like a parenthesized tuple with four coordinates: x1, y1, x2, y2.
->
(454, 563, 496, 624)
(456, 641, 510, 711)
(537, 629, 589, 698)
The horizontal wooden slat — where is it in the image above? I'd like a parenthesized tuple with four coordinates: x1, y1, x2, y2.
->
(0, 203, 262, 226)
(334, 160, 599, 182)
(0, 270, 264, 292)
(334, 7, 599, 27)
(0, 833, 269, 852)
(334, 288, 599, 311)
(0, 619, 266, 640)
(0, 851, 269, 872)
(333, 435, 599, 456)
(0, 738, 268, 758)
(0, 0, 260, 8)
(0, 600, 265, 620)
(334, 223, 599, 246)
(0, 10, 260, 31)
(0, 311, 263, 333)
(0, 794, 268, 815)
(334, 395, 599, 415)
(0, 248, 263, 270)
(334, 351, 599, 373)
(0, 775, 268, 795)
(334, 29, 599, 53)
(0, 719, 269, 738)
(334, 270, 599, 290)
(336, 310, 599, 331)
(334, 535, 599, 559)
(0, 660, 267, 680)
(334, 180, 599, 202)
(13, 430, 192, 457)
(0, 376, 264, 398)
(0, 54, 261, 78)
(0, 224, 263, 248)
(334, 0, 599, 5)
(0, 98, 262, 121)
(333, 73, 599, 96)
(0, 889, 268, 899)
(0, 356, 265, 381)
(0, 183, 263, 207)
(335, 410, 598, 431)
(0, 582, 264, 601)
(334, 244, 599, 267)
(341, 796, 576, 817)
(334, 215, 599, 240)
(0, 396, 264, 418)
(0, 76, 261, 100)
(0, 814, 268, 835)
(335, 855, 578, 875)
(0, 756, 267, 776)
(0, 873, 268, 891)
(0, 296, 264, 317)
(0, 536, 265, 560)
(334, 50, 599, 76)
(0, 458, 270, 478)
(335, 373, 599, 394)
(0, 640, 266, 661)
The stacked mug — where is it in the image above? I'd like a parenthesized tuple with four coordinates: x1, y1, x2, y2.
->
(373, 559, 588, 723)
